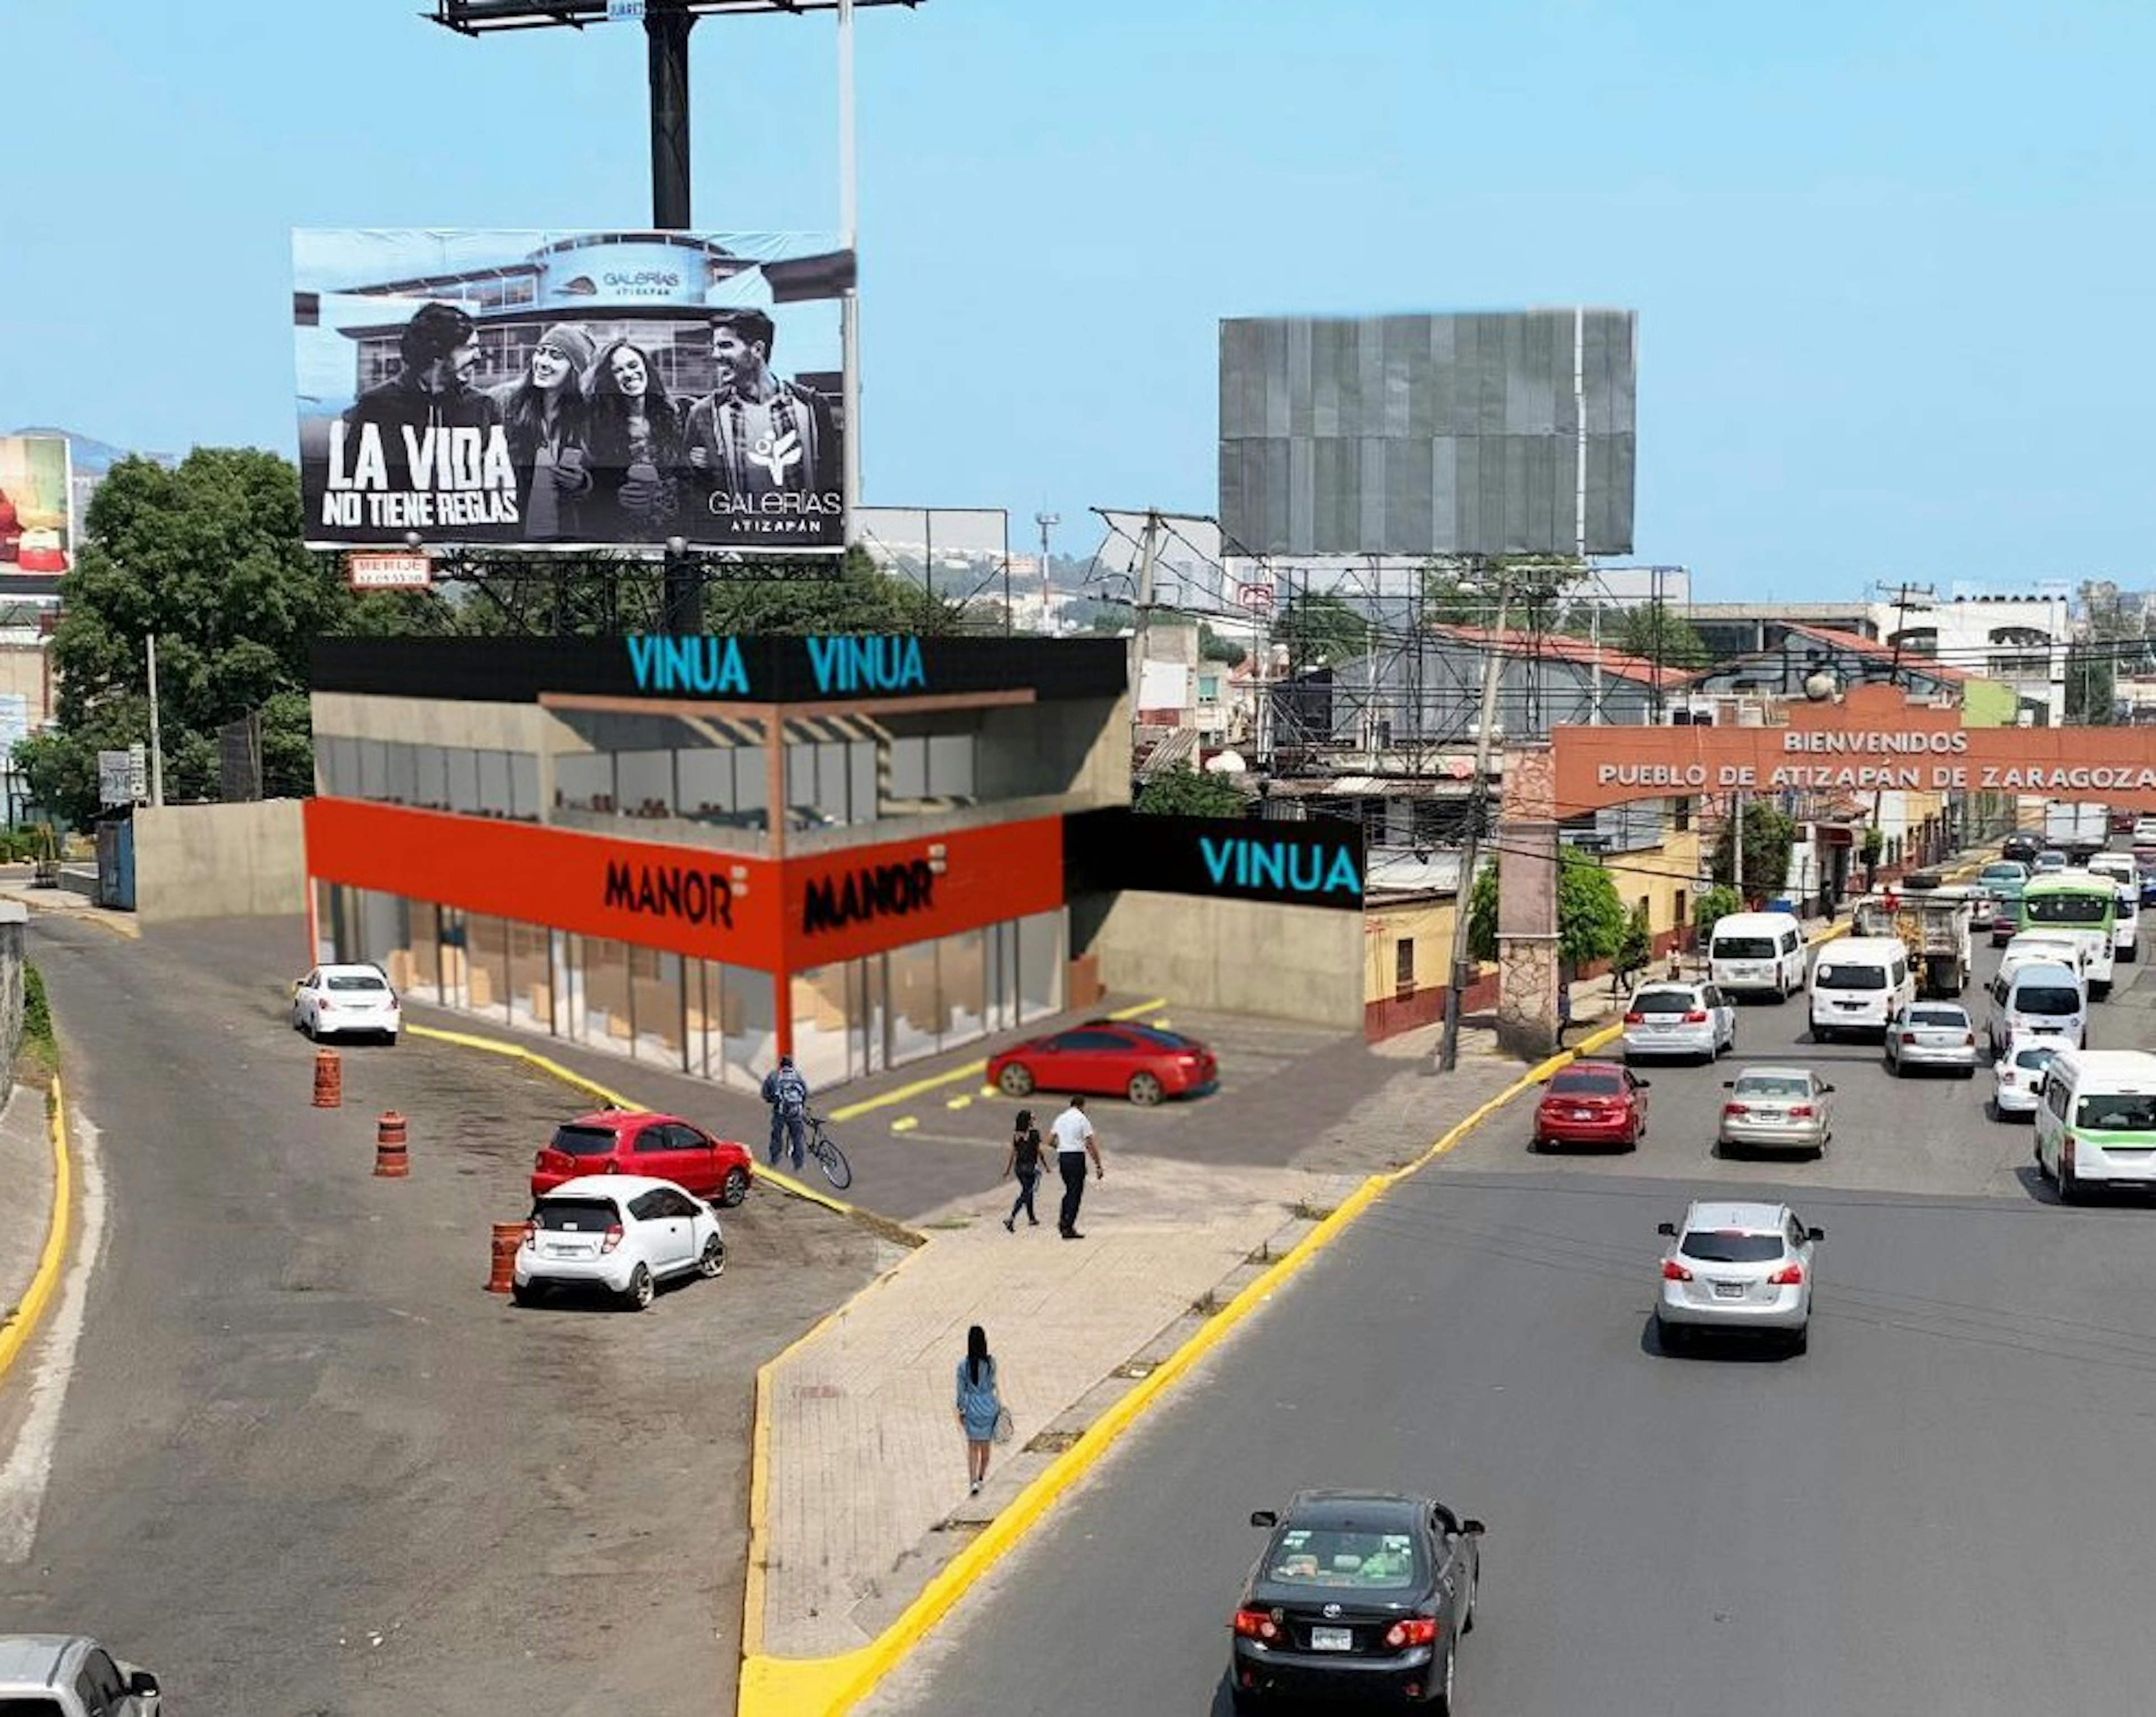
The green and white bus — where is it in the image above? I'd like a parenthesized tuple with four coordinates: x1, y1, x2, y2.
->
(2021, 871, 2117, 998)
(2033, 1048, 2156, 1203)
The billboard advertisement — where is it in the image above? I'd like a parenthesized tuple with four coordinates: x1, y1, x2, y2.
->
(293, 229, 852, 554)
(1219, 309, 1637, 559)
(0, 434, 75, 577)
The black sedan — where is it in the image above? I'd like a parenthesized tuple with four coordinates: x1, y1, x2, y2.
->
(2002, 831, 2044, 865)
(1228, 1488, 1484, 1713)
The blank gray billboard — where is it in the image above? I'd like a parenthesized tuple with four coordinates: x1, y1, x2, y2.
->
(1218, 310, 1637, 558)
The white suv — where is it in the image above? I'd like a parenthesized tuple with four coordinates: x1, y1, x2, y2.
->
(0, 1635, 161, 1715)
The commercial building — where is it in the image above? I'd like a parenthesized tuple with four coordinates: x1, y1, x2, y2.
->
(304, 636, 1127, 1094)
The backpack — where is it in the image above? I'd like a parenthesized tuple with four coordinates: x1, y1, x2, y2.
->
(773, 1068, 808, 1115)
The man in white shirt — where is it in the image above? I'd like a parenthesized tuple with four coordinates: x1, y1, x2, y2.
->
(1049, 1095, 1104, 1240)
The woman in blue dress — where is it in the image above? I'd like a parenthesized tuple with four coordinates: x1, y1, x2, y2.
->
(953, 1324, 1003, 1496)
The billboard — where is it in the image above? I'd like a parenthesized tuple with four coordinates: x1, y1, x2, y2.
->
(0, 434, 75, 577)
(1218, 310, 1637, 559)
(293, 229, 852, 554)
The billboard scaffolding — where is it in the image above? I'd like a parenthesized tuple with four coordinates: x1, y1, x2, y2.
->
(855, 506, 1011, 631)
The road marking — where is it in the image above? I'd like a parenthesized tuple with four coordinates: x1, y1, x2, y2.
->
(0, 1089, 108, 1563)
(890, 1116, 919, 1133)
(944, 1095, 972, 1111)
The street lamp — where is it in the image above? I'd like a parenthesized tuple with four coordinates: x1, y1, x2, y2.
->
(1034, 511, 1059, 631)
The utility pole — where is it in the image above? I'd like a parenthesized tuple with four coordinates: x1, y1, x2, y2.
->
(1439, 563, 1509, 1073)
(1135, 508, 1161, 655)
(145, 633, 165, 809)
(1732, 783, 1746, 904)
(1035, 510, 1059, 629)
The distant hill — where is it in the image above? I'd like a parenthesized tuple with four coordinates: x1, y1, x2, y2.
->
(6, 427, 175, 474)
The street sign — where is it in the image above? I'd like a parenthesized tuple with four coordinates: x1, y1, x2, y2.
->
(1235, 581, 1277, 614)
(127, 742, 147, 803)
(346, 552, 435, 591)
(97, 750, 132, 809)
(607, 0, 646, 18)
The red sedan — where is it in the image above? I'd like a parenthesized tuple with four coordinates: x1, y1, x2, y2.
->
(1532, 1061, 1650, 1152)
(530, 1110, 755, 1204)
(987, 1021, 1219, 1107)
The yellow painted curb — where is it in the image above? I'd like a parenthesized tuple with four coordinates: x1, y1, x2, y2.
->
(0, 1075, 72, 1383)
(735, 1026, 1569, 1717)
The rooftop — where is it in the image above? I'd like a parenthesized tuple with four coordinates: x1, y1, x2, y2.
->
(1425, 623, 1689, 687)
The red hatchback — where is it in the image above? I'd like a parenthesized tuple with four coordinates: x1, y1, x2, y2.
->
(1532, 1061, 1650, 1152)
(529, 1111, 756, 1204)
(987, 1021, 1219, 1107)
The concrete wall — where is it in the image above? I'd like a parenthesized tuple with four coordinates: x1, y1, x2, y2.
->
(132, 800, 306, 924)
(0, 903, 24, 1105)
(1071, 890, 1362, 1029)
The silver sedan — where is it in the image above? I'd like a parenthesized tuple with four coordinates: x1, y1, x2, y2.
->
(1884, 1002, 1983, 1077)
(1718, 1065, 1835, 1157)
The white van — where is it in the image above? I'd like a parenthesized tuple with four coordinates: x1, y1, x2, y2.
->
(2033, 1048, 2156, 1201)
(2000, 932, 2090, 985)
(1808, 937, 1913, 1042)
(1709, 912, 1808, 1001)
(1986, 960, 2088, 1061)
(2087, 852, 2141, 963)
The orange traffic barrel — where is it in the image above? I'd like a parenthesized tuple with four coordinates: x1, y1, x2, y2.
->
(312, 1049, 342, 1109)
(487, 1222, 524, 1294)
(374, 1111, 409, 1178)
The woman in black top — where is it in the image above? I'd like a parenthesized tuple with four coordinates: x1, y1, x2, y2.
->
(1003, 1109, 1044, 1232)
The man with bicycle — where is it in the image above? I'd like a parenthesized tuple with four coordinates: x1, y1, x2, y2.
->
(762, 1053, 811, 1173)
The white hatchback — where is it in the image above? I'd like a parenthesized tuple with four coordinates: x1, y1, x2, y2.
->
(514, 1175, 727, 1311)
(1620, 981, 1737, 1063)
(1991, 1035, 2064, 1120)
(1655, 1199, 1822, 1355)
(291, 963, 401, 1043)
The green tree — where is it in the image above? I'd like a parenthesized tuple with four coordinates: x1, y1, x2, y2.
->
(1134, 764, 1249, 818)
(1465, 847, 1628, 970)
(14, 449, 403, 828)
(1692, 884, 1743, 936)
(1709, 800, 1798, 901)
(1273, 592, 1371, 668)
(698, 545, 962, 634)
(1617, 899, 1652, 975)
(1616, 601, 1710, 670)
(1199, 623, 1248, 667)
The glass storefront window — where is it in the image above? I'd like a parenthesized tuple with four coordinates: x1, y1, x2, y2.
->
(631, 945, 686, 1067)
(407, 903, 443, 1003)
(510, 753, 540, 821)
(724, 967, 776, 1089)
(616, 750, 675, 819)
(791, 963, 852, 1090)
(928, 734, 976, 798)
(314, 881, 337, 965)
(508, 920, 551, 1035)
(1018, 910, 1064, 1022)
(412, 745, 448, 811)
(583, 936, 632, 1051)
(446, 751, 481, 814)
(556, 751, 614, 814)
(358, 740, 388, 801)
(886, 939, 941, 1067)
(477, 752, 514, 818)
(939, 928, 986, 1047)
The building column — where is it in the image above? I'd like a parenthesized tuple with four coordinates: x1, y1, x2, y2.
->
(1496, 742, 1562, 1060)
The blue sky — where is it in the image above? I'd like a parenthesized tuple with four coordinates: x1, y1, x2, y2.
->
(3, 0, 2153, 599)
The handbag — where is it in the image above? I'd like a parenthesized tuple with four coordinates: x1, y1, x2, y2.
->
(993, 1404, 1016, 1445)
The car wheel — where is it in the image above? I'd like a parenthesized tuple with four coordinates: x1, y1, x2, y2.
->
(510, 1280, 540, 1307)
(2058, 1150, 2081, 1205)
(1461, 1570, 1477, 1632)
(1433, 1639, 1458, 1715)
(1228, 1684, 1263, 1716)
(1127, 1071, 1165, 1106)
(1657, 1317, 1687, 1355)
(998, 1063, 1036, 1097)
(1788, 1323, 1810, 1357)
(1813, 1024, 1833, 1044)
(298, 1012, 314, 1040)
(697, 1235, 727, 1278)
(720, 1166, 751, 1207)
(623, 1263, 656, 1310)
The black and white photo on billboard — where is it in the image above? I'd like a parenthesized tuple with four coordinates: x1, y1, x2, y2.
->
(294, 229, 852, 554)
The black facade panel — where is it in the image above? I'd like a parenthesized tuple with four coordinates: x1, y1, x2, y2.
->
(1064, 808, 1365, 911)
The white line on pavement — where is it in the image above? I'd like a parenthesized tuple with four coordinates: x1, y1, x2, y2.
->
(0, 1102, 111, 1563)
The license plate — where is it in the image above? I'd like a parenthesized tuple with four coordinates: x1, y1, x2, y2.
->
(1570, 1109, 1596, 1121)
(1309, 1626, 1353, 1652)
(1837, 1002, 1863, 1011)
(545, 1243, 594, 1259)
(1712, 1281, 1746, 1299)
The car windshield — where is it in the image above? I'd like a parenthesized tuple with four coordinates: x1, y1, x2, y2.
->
(1714, 937, 1776, 959)
(1630, 990, 1699, 1013)
(1910, 1008, 1967, 1029)
(534, 1198, 619, 1230)
(549, 1125, 619, 1157)
(2077, 1095, 2156, 1133)
(1264, 1525, 1423, 1590)
(1680, 1231, 1784, 1263)
(326, 972, 387, 992)
(1815, 964, 1886, 990)
(1734, 1076, 1809, 1099)
(2026, 894, 2108, 926)
(2014, 986, 2081, 1016)
(1549, 1070, 1623, 1095)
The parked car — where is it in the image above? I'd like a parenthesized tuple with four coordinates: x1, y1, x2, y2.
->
(290, 962, 400, 1043)
(988, 1021, 1217, 1106)
(1532, 1061, 1649, 1152)
(1718, 1065, 1834, 1157)
(1620, 980, 1737, 1062)
(1884, 1001, 1983, 1077)
(513, 1175, 727, 1310)
(1228, 1490, 1483, 1714)
(0, 1635, 161, 1715)
(1991, 1035, 2063, 1120)
(530, 1110, 754, 1205)
(1655, 1200, 1822, 1355)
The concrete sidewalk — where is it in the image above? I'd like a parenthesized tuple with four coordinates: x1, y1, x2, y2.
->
(0, 1080, 55, 1345)
(0, 873, 141, 940)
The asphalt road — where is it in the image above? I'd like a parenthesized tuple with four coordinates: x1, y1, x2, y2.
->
(864, 925, 2156, 1716)
(0, 914, 887, 1715)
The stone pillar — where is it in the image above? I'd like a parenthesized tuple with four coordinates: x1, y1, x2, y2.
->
(1496, 742, 1561, 1061)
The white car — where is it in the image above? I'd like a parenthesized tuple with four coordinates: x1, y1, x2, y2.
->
(2135, 816, 2156, 846)
(291, 962, 401, 1043)
(0, 1634, 161, 1714)
(1655, 1199, 1822, 1356)
(1620, 981, 1738, 1063)
(514, 1175, 727, 1310)
(1991, 1036, 2064, 1120)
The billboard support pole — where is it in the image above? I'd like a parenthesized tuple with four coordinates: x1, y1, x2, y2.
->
(838, 0, 864, 539)
(145, 634, 165, 810)
(646, 4, 704, 633)
(1438, 567, 1508, 1074)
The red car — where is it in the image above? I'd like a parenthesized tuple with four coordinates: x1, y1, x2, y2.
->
(530, 1110, 755, 1204)
(987, 1021, 1219, 1107)
(1532, 1061, 1650, 1152)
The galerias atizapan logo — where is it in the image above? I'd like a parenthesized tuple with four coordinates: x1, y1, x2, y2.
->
(751, 428, 803, 485)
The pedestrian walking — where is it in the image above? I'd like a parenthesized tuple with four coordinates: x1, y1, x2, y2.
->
(1555, 969, 1574, 1045)
(1003, 1108, 1044, 1232)
(761, 1053, 810, 1172)
(1049, 1095, 1103, 1240)
(953, 1323, 1003, 1496)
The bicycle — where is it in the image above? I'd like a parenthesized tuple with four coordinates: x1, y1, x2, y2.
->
(802, 1111, 853, 1191)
